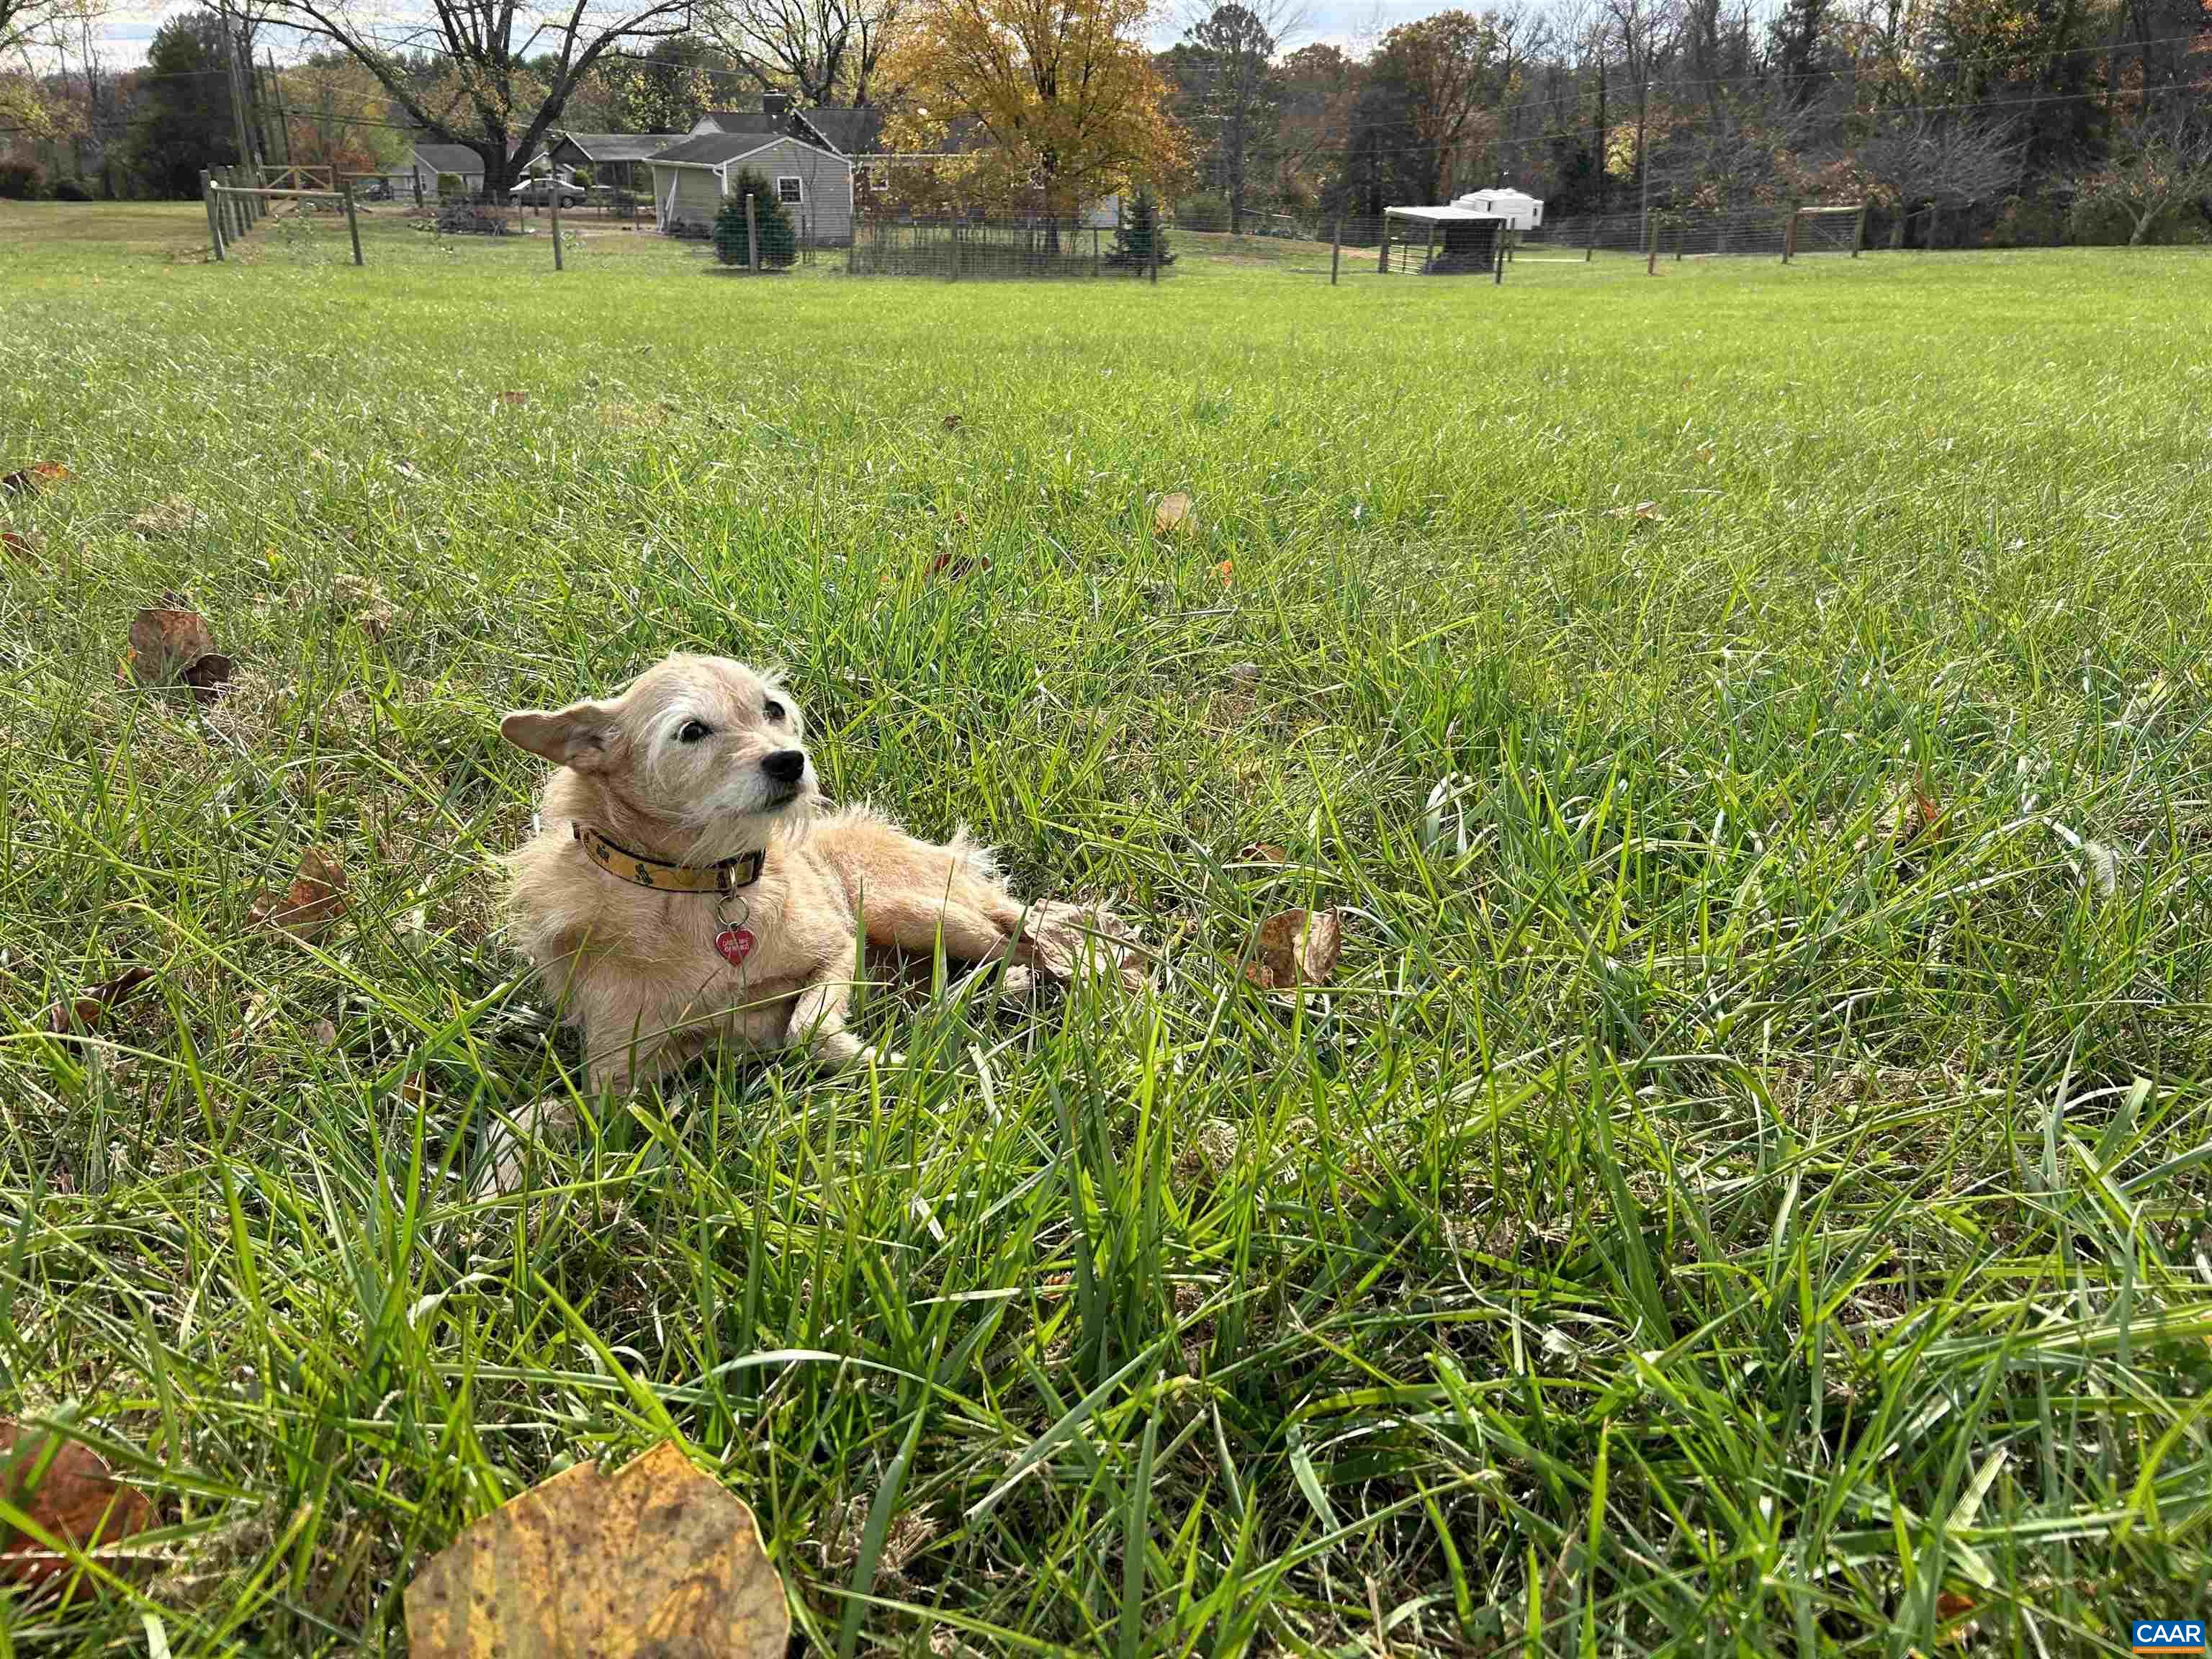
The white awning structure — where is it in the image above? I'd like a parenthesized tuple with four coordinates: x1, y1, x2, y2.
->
(1451, 188, 1544, 228)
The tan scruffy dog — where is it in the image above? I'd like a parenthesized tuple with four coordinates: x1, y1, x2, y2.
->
(490, 653, 1031, 1180)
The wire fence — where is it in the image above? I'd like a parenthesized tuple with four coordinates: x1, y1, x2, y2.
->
(848, 217, 1139, 280)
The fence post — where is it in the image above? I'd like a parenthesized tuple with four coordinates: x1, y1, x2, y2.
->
(1646, 214, 1657, 276)
(1493, 224, 1503, 284)
(1586, 213, 1595, 262)
(1331, 216, 1341, 285)
(1149, 214, 1159, 284)
(745, 192, 759, 271)
(1379, 217, 1390, 274)
(549, 181, 563, 271)
(1782, 201, 1798, 264)
(202, 168, 224, 261)
(342, 178, 363, 265)
(1851, 200, 1867, 257)
(413, 169, 423, 208)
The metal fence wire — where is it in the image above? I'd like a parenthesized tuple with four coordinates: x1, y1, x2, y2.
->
(1526, 202, 1863, 261)
(849, 218, 1133, 279)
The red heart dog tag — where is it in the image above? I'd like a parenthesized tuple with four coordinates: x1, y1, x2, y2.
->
(714, 927, 755, 966)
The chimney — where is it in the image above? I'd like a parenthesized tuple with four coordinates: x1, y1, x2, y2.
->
(762, 91, 793, 123)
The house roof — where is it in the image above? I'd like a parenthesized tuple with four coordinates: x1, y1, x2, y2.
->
(650, 131, 778, 166)
(696, 109, 788, 137)
(791, 105, 883, 156)
(413, 143, 489, 174)
(551, 132, 686, 163)
(650, 132, 850, 171)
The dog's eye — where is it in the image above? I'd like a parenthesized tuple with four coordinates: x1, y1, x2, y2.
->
(764, 699, 787, 724)
(675, 719, 712, 744)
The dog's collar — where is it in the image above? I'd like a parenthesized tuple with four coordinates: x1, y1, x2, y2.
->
(572, 822, 766, 894)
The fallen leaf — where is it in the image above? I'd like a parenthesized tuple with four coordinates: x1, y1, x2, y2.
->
(1605, 500, 1665, 521)
(40, 965, 157, 1034)
(125, 603, 231, 702)
(312, 1019, 339, 1049)
(927, 551, 989, 580)
(404, 1441, 787, 1658)
(1936, 1591, 1975, 1620)
(1214, 559, 1233, 588)
(497, 390, 528, 408)
(1696, 444, 1717, 466)
(0, 1421, 155, 1588)
(1, 462, 69, 498)
(127, 496, 204, 539)
(942, 413, 963, 431)
(247, 846, 351, 941)
(1238, 842, 1288, 864)
(1244, 908, 1342, 989)
(1226, 661, 1262, 684)
(2, 529, 36, 564)
(1154, 492, 1193, 536)
(179, 654, 234, 701)
(1017, 902, 1146, 994)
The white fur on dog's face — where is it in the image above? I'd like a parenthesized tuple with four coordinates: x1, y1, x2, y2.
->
(500, 654, 816, 846)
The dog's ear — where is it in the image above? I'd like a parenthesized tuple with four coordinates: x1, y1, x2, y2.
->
(500, 701, 623, 771)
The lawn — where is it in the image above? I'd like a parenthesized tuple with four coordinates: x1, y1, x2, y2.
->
(1, 199, 2209, 1655)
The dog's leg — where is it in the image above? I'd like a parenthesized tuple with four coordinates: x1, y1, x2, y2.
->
(788, 970, 901, 1071)
(475, 1027, 691, 1198)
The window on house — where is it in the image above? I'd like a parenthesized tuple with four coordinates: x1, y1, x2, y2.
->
(775, 175, 804, 205)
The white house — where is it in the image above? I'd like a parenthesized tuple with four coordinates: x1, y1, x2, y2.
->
(646, 132, 855, 244)
(1451, 188, 1544, 229)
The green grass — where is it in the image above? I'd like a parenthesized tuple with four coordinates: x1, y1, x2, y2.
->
(2, 199, 2210, 1655)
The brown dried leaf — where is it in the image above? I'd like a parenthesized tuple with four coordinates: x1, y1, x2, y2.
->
(927, 552, 989, 580)
(1017, 901, 1146, 994)
(247, 846, 351, 941)
(40, 966, 156, 1034)
(1244, 908, 1342, 989)
(942, 413, 963, 431)
(127, 605, 216, 685)
(1936, 1591, 1975, 1620)
(1, 462, 69, 498)
(312, 1019, 339, 1050)
(1238, 842, 1288, 864)
(1606, 500, 1665, 521)
(0, 1421, 155, 1588)
(179, 654, 233, 703)
(1154, 492, 1193, 536)
(404, 1441, 787, 1659)
(127, 496, 205, 539)
(497, 390, 528, 408)
(1, 529, 35, 565)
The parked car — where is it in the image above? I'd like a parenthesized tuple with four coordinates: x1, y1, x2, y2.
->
(509, 177, 585, 206)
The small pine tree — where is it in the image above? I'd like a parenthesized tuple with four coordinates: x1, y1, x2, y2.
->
(714, 168, 799, 267)
(1105, 189, 1174, 269)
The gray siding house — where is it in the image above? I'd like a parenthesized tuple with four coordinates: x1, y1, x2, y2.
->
(647, 132, 855, 245)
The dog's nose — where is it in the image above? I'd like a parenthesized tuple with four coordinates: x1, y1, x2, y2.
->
(762, 749, 807, 785)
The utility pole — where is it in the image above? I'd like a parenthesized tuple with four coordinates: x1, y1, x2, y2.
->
(218, 9, 258, 186)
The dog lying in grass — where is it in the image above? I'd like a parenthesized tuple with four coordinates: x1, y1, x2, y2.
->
(487, 652, 1035, 1187)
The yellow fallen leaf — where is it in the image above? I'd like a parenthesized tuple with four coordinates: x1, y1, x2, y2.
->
(405, 1442, 787, 1658)
(1154, 492, 1193, 535)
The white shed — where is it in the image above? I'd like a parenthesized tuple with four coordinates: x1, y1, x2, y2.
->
(646, 132, 855, 245)
(1452, 188, 1544, 229)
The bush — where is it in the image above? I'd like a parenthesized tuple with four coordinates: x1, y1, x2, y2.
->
(713, 169, 797, 267)
(435, 171, 465, 200)
(1105, 189, 1174, 269)
(1176, 190, 1229, 231)
(0, 160, 45, 200)
(50, 176, 92, 202)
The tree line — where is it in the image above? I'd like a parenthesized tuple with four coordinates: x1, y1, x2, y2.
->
(3, 0, 2207, 246)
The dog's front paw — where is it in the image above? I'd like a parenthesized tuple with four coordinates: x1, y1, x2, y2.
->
(997, 965, 1038, 998)
(858, 1044, 907, 1070)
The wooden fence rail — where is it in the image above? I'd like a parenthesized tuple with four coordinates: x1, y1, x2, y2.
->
(203, 172, 363, 265)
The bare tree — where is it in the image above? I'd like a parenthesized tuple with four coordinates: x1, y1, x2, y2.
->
(1856, 109, 2020, 245)
(702, 0, 902, 104)
(2071, 106, 2212, 244)
(259, 0, 693, 195)
(1174, 0, 1300, 231)
(1605, 0, 1678, 240)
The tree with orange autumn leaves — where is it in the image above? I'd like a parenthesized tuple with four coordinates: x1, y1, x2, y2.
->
(878, 0, 1186, 217)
